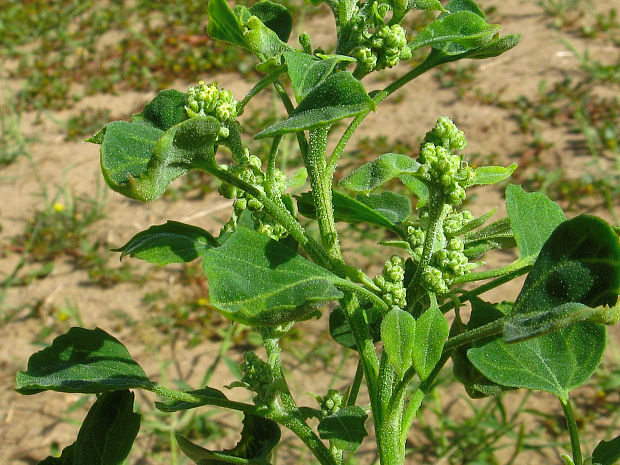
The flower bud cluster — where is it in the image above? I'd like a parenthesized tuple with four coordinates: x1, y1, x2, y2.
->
(374, 255, 407, 308)
(186, 81, 238, 125)
(219, 155, 288, 240)
(417, 117, 473, 205)
(406, 205, 477, 295)
(345, 0, 412, 74)
(317, 389, 344, 417)
(240, 351, 275, 404)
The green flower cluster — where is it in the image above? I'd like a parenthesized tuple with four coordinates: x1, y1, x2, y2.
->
(186, 81, 238, 126)
(374, 255, 407, 308)
(346, 1, 412, 74)
(417, 116, 473, 205)
(315, 389, 344, 417)
(240, 351, 275, 404)
(219, 155, 289, 240)
(406, 206, 477, 295)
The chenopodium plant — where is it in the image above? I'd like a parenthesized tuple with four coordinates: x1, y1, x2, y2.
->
(15, 0, 620, 464)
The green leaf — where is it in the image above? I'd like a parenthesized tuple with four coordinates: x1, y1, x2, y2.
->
(99, 117, 220, 202)
(409, 10, 500, 55)
(444, 0, 484, 17)
(318, 406, 368, 452)
(155, 388, 227, 412)
(37, 446, 75, 465)
(113, 221, 218, 265)
(201, 227, 343, 326)
(16, 327, 153, 394)
(464, 217, 513, 244)
(463, 33, 521, 59)
(297, 191, 410, 233)
(409, 0, 444, 11)
(73, 390, 140, 465)
(506, 184, 565, 259)
(452, 299, 514, 398)
(468, 322, 605, 403)
(133, 89, 188, 131)
(413, 308, 449, 380)
(207, 0, 248, 49)
(36, 391, 140, 465)
(176, 414, 280, 464)
(468, 163, 517, 186)
(249, 0, 292, 42)
(234, 5, 291, 60)
(340, 153, 421, 194)
(256, 72, 375, 137)
(592, 435, 620, 465)
(469, 216, 620, 401)
(329, 305, 382, 350)
(381, 308, 416, 377)
(398, 173, 430, 207)
(283, 51, 353, 102)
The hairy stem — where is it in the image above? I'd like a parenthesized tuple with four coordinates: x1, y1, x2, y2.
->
(305, 126, 343, 261)
(561, 397, 583, 465)
(152, 385, 257, 414)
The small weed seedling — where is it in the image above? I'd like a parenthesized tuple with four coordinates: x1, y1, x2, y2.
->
(15, 1, 620, 465)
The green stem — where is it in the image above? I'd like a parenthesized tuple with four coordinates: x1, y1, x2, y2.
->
(561, 397, 583, 465)
(305, 126, 342, 261)
(265, 135, 283, 195)
(452, 256, 534, 284)
(151, 385, 257, 414)
(406, 191, 446, 309)
(345, 360, 364, 407)
(273, 79, 309, 158)
(237, 66, 286, 115)
(377, 355, 404, 465)
(273, 411, 337, 465)
(443, 318, 504, 353)
(327, 54, 443, 178)
(439, 267, 531, 313)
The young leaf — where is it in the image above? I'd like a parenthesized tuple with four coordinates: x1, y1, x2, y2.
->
(340, 153, 421, 194)
(409, 0, 444, 11)
(73, 390, 141, 465)
(248, 0, 293, 42)
(235, 5, 291, 60)
(283, 51, 354, 102)
(133, 89, 188, 131)
(207, 0, 248, 50)
(398, 173, 430, 207)
(256, 72, 375, 137)
(16, 327, 153, 394)
(381, 308, 416, 377)
(176, 414, 280, 463)
(409, 10, 500, 55)
(467, 163, 517, 186)
(444, 0, 485, 16)
(592, 435, 620, 465)
(155, 388, 228, 412)
(113, 221, 218, 265)
(505, 184, 565, 259)
(413, 308, 449, 380)
(201, 227, 344, 326)
(317, 406, 368, 452)
(297, 191, 410, 233)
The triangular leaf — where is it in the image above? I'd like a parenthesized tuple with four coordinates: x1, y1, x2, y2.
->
(207, 0, 248, 49)
(468, 163, 517, 186)
(249, 0, 292, 42)
(16, 327, 153, 394)
(256, 72, 374, 137)
(201, 227, 343, 326)
(114, 221, 218, 265)
(133, 89, 189, 131)
(340, 153, 421, 194)
(318, 406, 368, 452)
